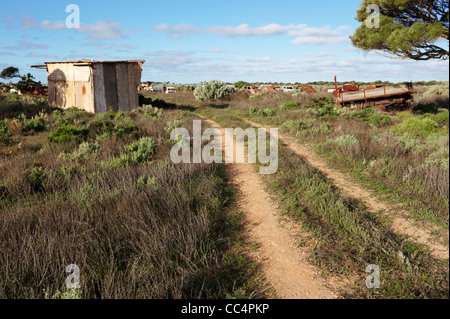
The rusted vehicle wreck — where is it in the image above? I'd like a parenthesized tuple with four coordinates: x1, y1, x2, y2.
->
(332, 76, 414, 111)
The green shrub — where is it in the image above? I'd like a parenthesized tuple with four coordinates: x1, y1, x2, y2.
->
(282, 120, 311, 131)
(425, 147, 449, 169)
(332, 134, 360, 149)
(249, 106, 262, 117)
(134, 175, 158, 191)
(311, 122, 333, 135)
(124, 137, 157, 163)
(312, 104, 338, 118)
(412, 102, 440, 114)
(47, 126, 89, 143)
(20, 113, 46, 133)
(52, 110, 70, 126)
(141, 105, 163, 120)
(164, 119, 182, 133)
(59, 142, 101, 162)
(114, 116, 137, 137)
(306, 97, 338, 118)
(391, 117, 438, 139)
(349, 108, 391, 127)
(0, 119, 12, 145)
(105, 137, 158, 169)
(88, 119, 114, 136)
(28, 165, 47, 193)
(425, 111, 449, 127)
(194, 80, 235, 101)
(262, 108, 276, 117)
(282, 120, 303, 131)
(248, 93, 262, 101)
(278, 101, 299, 110)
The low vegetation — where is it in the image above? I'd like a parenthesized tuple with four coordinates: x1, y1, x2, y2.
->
(147, 82, 448, 299)
(0, 93, 268, 299)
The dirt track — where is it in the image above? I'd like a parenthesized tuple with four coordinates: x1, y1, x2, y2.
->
(241, 118, 449, 261)
(201, 116, 342, 299)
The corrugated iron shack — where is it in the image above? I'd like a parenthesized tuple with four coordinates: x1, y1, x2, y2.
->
(32, 60, 145, 113)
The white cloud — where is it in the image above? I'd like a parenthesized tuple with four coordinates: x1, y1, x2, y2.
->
(39, 20, 66, 31)
(152, 23, 201, 35)
(291, 36, 350, 45)
(76, 21, 128, 40)
(3, 40, 48, 50)
(152, 22, 352, 46)
(315, 52, 336, 57)
(234, 56, 273, 63)
(205, 23, 306, 37)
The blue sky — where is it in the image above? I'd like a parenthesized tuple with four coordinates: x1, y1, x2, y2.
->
(0, 0, 448, 84)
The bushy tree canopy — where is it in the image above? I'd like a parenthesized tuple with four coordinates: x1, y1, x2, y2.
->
(351, 0, 449, 60)
(0, 67, 20, 79)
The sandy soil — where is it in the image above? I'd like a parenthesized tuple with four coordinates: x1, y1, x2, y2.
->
(201, 116, 344, 299)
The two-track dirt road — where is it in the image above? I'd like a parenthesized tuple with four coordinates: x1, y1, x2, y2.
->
(200, 116, 342, 299)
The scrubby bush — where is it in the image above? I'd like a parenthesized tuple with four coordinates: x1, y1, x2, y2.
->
(332, 134, 360, 149)
(47, 126, 89, 143)
(19, 113, 47, 133)
(282, 120, 311, 131)
(423, 82, 449, 97)
(425, 147, 449, 169)
(178, 85, 196, 92)
(349, 108, 391, 127)
(88, 119, 114, 137)
(134, 175, 158, 191)
(124, 137, 158, 163)
(412, 102, 440, 114)
(59, 142, 101, 162)
(0, 119, 12, 144)
(194, 80, 235, 101)
(141, 105, 163, 120)
(249, 106, 262, 117)
(262, 108, 276, 117)
(425, 111, 449, 127)
(114, 116, 138, 137)
(391, 117, 438, 139)
(278, 101, 299, 110)
(248, 93, 262, 101)
(105, 137, 157, 169)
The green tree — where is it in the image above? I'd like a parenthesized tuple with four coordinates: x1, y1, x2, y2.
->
(351, 0, 449, 60)
(234, 81, 251, 89)
(16, 73, 37, 91)
(0, 67, 20, 79)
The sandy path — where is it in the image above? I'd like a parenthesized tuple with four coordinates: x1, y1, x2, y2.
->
(200, 116, 341, 299)
(241, 118, 449, 261)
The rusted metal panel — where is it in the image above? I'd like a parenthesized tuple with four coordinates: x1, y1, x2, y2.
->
(127, 63, 141, 111)
(115, 63, 129, 112)
(92, 64, 107, 113)
(47, 81, 56, 107)
(103, 63, 119, 112)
